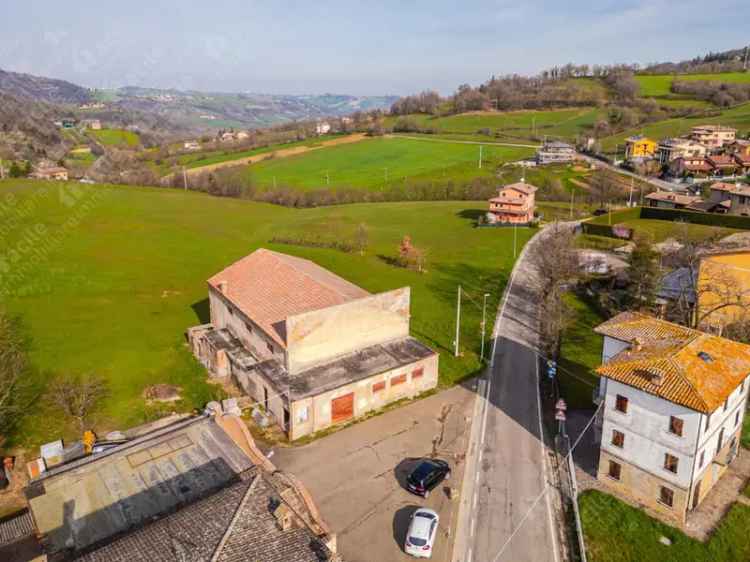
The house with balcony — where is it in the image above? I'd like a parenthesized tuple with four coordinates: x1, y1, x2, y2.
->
(487, 181, 537, 225)
(708, 181, 750, 215)
(691, 125, 737, 149)
(658, 138, 707, 165)
(593, 312, 750, 523)
(188, 249, 438, 440)
(643, 191, 703, 210)
(536, 141, 576, 164)
(625, 135, 657, 160)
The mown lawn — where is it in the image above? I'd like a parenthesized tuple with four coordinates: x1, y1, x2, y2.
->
(636, 72, 750, 98)
(89, 128, 140, 147)
(0, 180, 533, 448)
(385, 107, 604, 142)
(245, 136, 534, 190)
(580, 490, 750, 562)
(558, 293, 605, 409)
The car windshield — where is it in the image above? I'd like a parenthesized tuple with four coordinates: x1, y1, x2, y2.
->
(408, 536, 427, 547)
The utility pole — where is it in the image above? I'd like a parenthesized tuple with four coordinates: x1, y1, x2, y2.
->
(480, 293, 490, 362)
(454, 286, 462, 358)
(182, 166, 188, 191)
(325, 170, 330, 185)
(628, 177, 634, 207)
(478, 145, 483, 169)
(744, 46, 749, 71)
(513, 224, 518, 258)
(570, 187, 575, 219)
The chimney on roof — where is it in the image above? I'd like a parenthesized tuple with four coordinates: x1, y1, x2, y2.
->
(217, 280, 228, 294)
(273, 503, 294, 531)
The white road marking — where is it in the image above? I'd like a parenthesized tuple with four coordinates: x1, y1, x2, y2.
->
(472, 492, 478, 511)
(470, 516, 476, 538)
(467, 548, 473, 562)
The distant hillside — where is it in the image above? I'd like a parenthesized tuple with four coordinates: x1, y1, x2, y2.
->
(643, 45, 749, 75)
(0, 92, 67, 161)
(0, 68, 91, 105)
(99, 87, 398, 129)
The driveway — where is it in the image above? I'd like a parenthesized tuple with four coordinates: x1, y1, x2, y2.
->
(271, 385, 475, 562)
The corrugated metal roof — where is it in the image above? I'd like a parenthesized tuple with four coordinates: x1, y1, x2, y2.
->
(596, 312, 750, 412)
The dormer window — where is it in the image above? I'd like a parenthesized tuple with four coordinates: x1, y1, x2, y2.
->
(698, 351, 713, 363)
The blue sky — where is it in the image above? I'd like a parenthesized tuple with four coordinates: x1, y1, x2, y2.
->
(0, 0, 748, 96)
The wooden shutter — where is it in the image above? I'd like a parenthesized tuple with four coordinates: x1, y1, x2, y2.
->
(331, 393, 354, 424)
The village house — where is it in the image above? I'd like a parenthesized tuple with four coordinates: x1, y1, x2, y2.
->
(657, 138, 707, 164)
(536, 140, 576, 164)
(236, 130, 250, 140)
(594, 312, 750, 524)
(5, 414, 338, 561)
(706, 154, 739, 177)
(188, 249, 439, 440)
(30, 166, 69, 181)
(625, 135, 657, 160)
(643, 190, 703, 210)
(184, 140, 201, 150)
(668, 156, 713, 178)
(487, 181, 537, 224)
(82, 119, 102, 130)
(315, 121, 332, 135)
(691, 125, 737, 149)
(708, 181, 750, 215)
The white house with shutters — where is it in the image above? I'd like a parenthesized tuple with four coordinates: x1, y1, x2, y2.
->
(593, 312, 750, 522)
(188, 249, 438, 440)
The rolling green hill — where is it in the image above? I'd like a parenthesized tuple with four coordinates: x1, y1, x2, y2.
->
(244, 136, 534, 190)
(0, 179, 533, 447)
(89, 128, 141, 147)
(636, 72, 750, 97)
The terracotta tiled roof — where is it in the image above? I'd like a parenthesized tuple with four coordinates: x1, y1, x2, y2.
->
(498, 182, 538, 195)
(489, 196, 526, 205)
(208, 249, 370, 347)
(595, 312, 750, 412)
(644, 191, 702, 205)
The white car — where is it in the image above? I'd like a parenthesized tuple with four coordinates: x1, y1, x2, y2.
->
(404, 508, 439, 558)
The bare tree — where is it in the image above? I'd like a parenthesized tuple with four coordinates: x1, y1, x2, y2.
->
(355, 223, 369, 256)
(626, 233, 659, 309)
(50, 374, 109, 431)
(0, 311, 32, 444)
(398, 235, 428, 273)
(530, 224, 580, 357)
(587, 169, 624, 209)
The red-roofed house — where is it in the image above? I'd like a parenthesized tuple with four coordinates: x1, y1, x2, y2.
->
(487, 181, 537, 224)
(189, 249, 438, 440)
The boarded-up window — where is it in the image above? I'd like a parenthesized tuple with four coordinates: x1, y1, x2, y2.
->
(664, 453, 679, 473)
(391, 374, 407, 387)
(659, 486, 674, 508)
(412, 367, 424, 380)
(608, 461, 621, 481)
(331, 393, 354, 424)
(372, 381, 386, 393)
(669, 416, 684, 437)
(611, 430, 625, 448)
(615, 395, 628, 414)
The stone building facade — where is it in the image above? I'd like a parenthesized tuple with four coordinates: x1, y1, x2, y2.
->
(189, 249, 438, 440)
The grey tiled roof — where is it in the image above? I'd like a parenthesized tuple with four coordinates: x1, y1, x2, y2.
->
(0, 510, 34, 547)
(74, 470, 333, 562)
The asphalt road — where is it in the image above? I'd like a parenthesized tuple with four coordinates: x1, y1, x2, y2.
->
(454, 225, 564, 562)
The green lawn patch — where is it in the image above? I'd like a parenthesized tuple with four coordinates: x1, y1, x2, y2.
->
(89, 128, 140, 147)
(0, 180, 534, 448)
(558, 293, 605, 409)
(245, 136, 534, 191)
(580, 490, 750, 562)
(636, 72, 750, 98)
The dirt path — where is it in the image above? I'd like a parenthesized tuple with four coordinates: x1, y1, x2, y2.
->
(166, 133, 370, 181)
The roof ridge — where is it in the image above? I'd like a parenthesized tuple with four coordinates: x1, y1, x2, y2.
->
(264, 248, 366, 304)
(209, 473, 261, 562)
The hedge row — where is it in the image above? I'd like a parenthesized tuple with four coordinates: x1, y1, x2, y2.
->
(640, 207, 750, 230)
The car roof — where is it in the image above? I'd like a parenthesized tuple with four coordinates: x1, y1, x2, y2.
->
(410, 509, 438, 538)
(412, 459, 446, 478)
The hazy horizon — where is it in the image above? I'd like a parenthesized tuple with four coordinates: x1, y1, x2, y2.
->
(1, 0, 749, 97)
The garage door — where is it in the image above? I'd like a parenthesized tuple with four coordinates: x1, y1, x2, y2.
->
(331, 393, 354, 424)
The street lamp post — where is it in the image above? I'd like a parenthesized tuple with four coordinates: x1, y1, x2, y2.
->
(480, 293, 490, 362)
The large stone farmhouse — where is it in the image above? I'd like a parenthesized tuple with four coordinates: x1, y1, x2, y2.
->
(594, 312, 750, 523)
(189, 249, 438, 440)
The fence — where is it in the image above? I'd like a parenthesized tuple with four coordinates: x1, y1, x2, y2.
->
(557, 434, 588, 562)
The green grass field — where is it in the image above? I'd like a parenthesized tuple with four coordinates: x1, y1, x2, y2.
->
(0, 179, 533, 448)
(636, 72, 750, 98)
(89, 128, 140, 147)
(245, 137, 534, 190)
(581, 490, 750, 562)
(385, 108, 604, 142)
(587, 210, 741, 243)
(600, 102, 750, 153)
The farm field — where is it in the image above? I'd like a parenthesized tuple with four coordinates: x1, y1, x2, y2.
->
(89, 127, 140, 147)
(636, 72, 750, 98)
(385, 108, 604, 143)
(587, 209, 742, 242)
(580, 490, 750, 562)
(245, 136, 534, 190)
(600, 102, 750, 153)
(0, 179, 534, 448)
